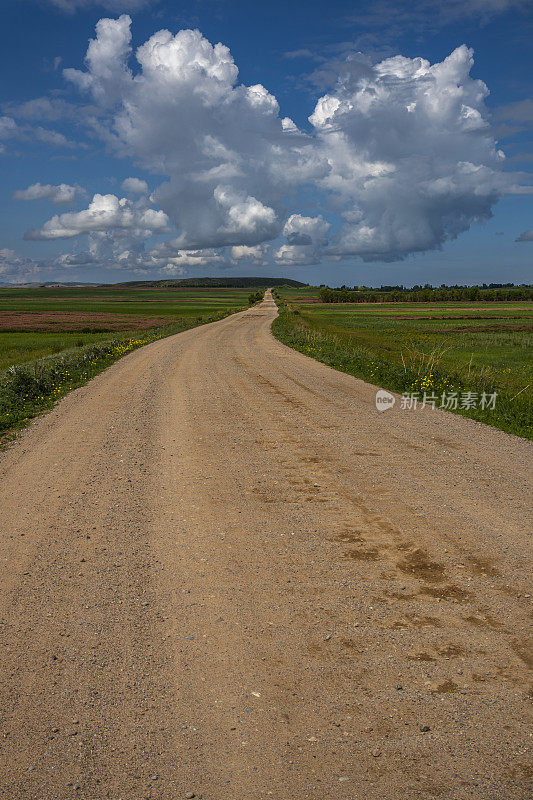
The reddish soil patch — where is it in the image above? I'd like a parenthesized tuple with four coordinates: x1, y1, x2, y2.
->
(376, 314, 529, 321)
(430, 324, 533, 333)
(440, 305, 532, 312)
(0, 311, 170, 332)
(291, 298, 321, 303)
(295, 302, 533, 310)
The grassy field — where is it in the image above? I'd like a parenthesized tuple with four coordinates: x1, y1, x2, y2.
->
(0, 285, 251, 436)
(273, 288, 533, 438)
(0, 286, 251, 370)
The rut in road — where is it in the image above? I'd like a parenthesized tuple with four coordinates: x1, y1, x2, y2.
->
(0, 291, 531, 800)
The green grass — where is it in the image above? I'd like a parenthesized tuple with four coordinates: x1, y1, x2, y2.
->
(272, 295, 533, 439)
(0, 331, 141, 371)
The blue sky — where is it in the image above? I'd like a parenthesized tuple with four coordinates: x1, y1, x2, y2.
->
(1, 0, 532, 286)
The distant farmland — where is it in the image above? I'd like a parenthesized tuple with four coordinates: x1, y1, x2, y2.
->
(0, 285, 253, 370)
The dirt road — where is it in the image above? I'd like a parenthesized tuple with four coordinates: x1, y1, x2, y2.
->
(0, 292, 531, 799)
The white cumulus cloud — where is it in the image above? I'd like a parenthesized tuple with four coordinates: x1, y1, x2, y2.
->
(310, 45, 507, 261)
(64, 17, 325, 251)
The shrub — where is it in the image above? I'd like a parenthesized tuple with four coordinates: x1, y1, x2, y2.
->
(248, 291, 264, 306)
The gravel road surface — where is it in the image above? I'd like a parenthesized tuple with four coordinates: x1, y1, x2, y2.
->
(0, 292, 531, 799)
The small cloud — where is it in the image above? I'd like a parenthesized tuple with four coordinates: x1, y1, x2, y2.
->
(0, 113, 85, 153)
(0, 115, 18, 140)
(3, 96, 89, 122)
(122, 177, 149, 194)
(24, 193, 169, 240)
(46, 0, 156, 12)
(34, 126, 78, 149)
(493, 98, 533, 125)
(287, 232, 313, 245)
(509, 152, 533, 163)
(0, 248, 42, 284)
(516, 229, 533, 242)
(275, 214, 331, 265)
(343, 0, 530, 42)
(14, 182, 86, 204)
(42, 55, 64, 73)
(230, 244, 266, 263)
(283, 49, 323, 62)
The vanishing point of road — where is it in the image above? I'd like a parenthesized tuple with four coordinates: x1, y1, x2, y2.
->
(0, 292, 531, 799)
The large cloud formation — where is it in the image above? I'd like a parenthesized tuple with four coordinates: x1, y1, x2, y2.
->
(63, 16, 325, 253)
(310, 46, 506, 260)
(25, 15, 512, 269)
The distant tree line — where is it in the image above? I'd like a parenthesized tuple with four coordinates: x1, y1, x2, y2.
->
(318, 284, 533, 303)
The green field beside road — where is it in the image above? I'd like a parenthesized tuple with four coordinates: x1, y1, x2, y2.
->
(273, 288, 533, 438)
(0, 286, 251, 370)
(0, 285, 252, 437)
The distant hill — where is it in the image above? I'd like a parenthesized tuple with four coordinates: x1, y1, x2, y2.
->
(110, 276, 307, 289)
